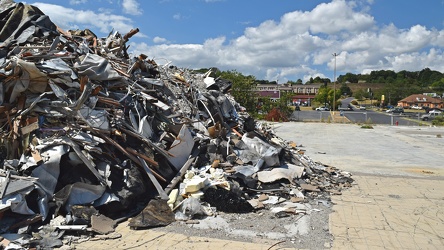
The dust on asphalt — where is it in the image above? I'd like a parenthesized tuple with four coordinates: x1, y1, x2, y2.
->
(152, 200, 333, 249)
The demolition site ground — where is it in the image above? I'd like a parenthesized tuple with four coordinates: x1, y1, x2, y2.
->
(1, 2, 443, 250)
(73, 122, 444, 249)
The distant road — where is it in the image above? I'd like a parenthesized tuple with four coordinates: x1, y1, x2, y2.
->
(290, 109, 423, 126)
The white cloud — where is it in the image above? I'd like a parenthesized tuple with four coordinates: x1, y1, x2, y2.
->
(69, 0, 88, 5)
(153, 37, 168, 44)
(122, 0, 142, 16)
(33, 3, 136, 35)
(33, 0, 444, 81)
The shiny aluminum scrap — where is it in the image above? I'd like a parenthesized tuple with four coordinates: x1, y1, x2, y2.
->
(0, 0, 241, 234)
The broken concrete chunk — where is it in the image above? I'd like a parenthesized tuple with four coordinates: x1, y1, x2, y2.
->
(300, 183, 320, 192)
(257, 164, 305, 183)
(91, 214, 116, 235)
(247, 199, 265, 209)
(258, 194, 269, 202)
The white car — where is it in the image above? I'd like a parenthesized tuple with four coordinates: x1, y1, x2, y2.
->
(359, 106, 366, 110)
(316, 106, 330, 111)
(429, 110, 442, 114)
(421, 112, 442, 121)
(411, 105, 422, 110)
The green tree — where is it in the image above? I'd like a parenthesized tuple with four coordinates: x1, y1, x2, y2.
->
(308, 77, 314, 84)
(338, 72, 359, 83)
(354, 89, 366, 101)
(314, 85, 329, 106)
(219, 70, 257, 112)
(430, 78, 444, 94)
(314, 85, 340, 108)
(275, 91, 293, 116)
(257, 97, 273, 114)
(339, 83, 352, 96)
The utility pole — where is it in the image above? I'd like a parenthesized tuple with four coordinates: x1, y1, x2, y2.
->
(332, 53, 338, 112)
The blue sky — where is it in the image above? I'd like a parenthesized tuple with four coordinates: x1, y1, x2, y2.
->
(30, 0, 444, 83)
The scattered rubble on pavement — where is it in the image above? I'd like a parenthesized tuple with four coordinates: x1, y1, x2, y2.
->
(0, 2, 353, 249)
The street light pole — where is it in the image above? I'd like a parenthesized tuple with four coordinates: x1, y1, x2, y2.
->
(332, 53, 338, 112)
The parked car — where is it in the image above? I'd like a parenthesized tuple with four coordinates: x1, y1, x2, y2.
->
(386, 107, 404, 114)
(295, 105, 301, 111)
(421, 112, 442, 121)
(359, 106, 366, 110)
(411, 105, 422, 110)
(338, 106, 353, 111)
(316, 106, 330, 111)
(429, 109, 442, 114)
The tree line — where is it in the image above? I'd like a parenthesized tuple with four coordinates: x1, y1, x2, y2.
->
(193, 67, 444, 113)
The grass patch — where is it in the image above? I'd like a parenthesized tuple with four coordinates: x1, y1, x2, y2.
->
(361, 124, 374, 129)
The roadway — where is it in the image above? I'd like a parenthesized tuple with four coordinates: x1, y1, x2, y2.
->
(290, 109, 424, 126)
(291, 97, 425, 126)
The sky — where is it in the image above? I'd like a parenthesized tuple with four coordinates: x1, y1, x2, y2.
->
(26, 0, 444, 83)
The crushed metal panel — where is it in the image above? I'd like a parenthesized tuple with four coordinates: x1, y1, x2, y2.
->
(137, 156, 169, 200)
(74, 53, 122, 81)
(5, 58, 48, 103)
(0, 192, 35, 215)
(54, 182, 106, 212)
(79, 106, 110, 130)
(141, 77, 163, 87)
(140, 92, 170, 111)
(0, 174, 35, 199)
(31, 144, 70, 219)
(167, 125, 194, 171)
(138, 115, 154, 139)
(238, 133, 281, 169)
(39, 58, 77, 79)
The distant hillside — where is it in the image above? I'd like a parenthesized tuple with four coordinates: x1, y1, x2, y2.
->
(346, 82, 385, 93)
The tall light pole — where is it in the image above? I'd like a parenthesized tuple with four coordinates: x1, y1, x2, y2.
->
(332, 53, 338, 112)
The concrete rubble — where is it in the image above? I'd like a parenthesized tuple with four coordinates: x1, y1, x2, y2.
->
(0, 2, 353, 249)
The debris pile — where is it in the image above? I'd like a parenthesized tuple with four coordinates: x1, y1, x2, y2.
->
(0, 2, 353, 248)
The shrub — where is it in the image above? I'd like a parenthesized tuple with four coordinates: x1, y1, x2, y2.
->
(265, 108, 289, 122)
(432, 116, 444, 126)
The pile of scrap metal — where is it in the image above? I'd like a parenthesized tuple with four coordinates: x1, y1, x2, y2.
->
(0, 2, 353, 249)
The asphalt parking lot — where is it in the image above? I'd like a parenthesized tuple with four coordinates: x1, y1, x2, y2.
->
(273, 122, 444, 249)
(272, 122, 444, 177)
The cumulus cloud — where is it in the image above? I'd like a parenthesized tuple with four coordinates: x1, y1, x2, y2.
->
(153, 37, 168, 44)
(122, 0, 142, 15)
(33, 2, 136, 35)
(138, 0, 444, 81)
(33, 0, 444, 81)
